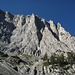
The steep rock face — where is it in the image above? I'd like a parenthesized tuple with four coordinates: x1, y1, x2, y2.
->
(57, 23, 75, 52)
(0, 10, 15, 51)
(49, 20, 58, 35)
(8, 14, 45, 55)
(40, 25, 58, 56)
(0, 9, 75, 56)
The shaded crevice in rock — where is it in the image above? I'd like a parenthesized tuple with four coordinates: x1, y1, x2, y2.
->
(0, 10, 15, 44)
(34, 67, 37, 75)
(50, 28, 59, 41)
(37, 31, 43, 46)
(36, 50, 41, 56)
(35, 15, 45, 45)
(0, 21, 16, 44)
(47, 23, 60, 41)
(0, 9, 6, 21)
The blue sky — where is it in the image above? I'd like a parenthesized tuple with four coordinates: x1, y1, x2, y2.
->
(0, 0, 75, 36)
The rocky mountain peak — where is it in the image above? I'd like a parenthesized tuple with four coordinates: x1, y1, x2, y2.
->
(49, 20, 58, 35)
(0, 9, 75, 55)
(5, 11, 14, 22)
(30, 13, 35, 23)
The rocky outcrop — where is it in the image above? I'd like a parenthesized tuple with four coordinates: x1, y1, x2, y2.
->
(0, 62, 22, 75)
(57, 23, 75, 52)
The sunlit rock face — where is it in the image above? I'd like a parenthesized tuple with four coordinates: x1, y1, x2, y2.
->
(0, 9, 75, 56)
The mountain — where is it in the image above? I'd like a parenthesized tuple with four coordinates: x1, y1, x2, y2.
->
(0, 9, 75, 75)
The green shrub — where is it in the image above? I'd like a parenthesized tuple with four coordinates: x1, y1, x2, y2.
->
(11, 55, 20, 59)
(43, 61, 50, 66)
(42, 52, 75, 68)
(22, 54, 32, 59)
(67, 51, 75, 65)
(50, 53, 69, 67)
(0, 51, 8, 57)
(50, 53, 56, 65)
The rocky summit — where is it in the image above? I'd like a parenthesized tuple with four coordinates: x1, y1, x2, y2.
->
(0, 9, 75, 75)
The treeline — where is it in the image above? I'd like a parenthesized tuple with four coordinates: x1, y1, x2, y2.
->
(42, 51, 75, 67)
